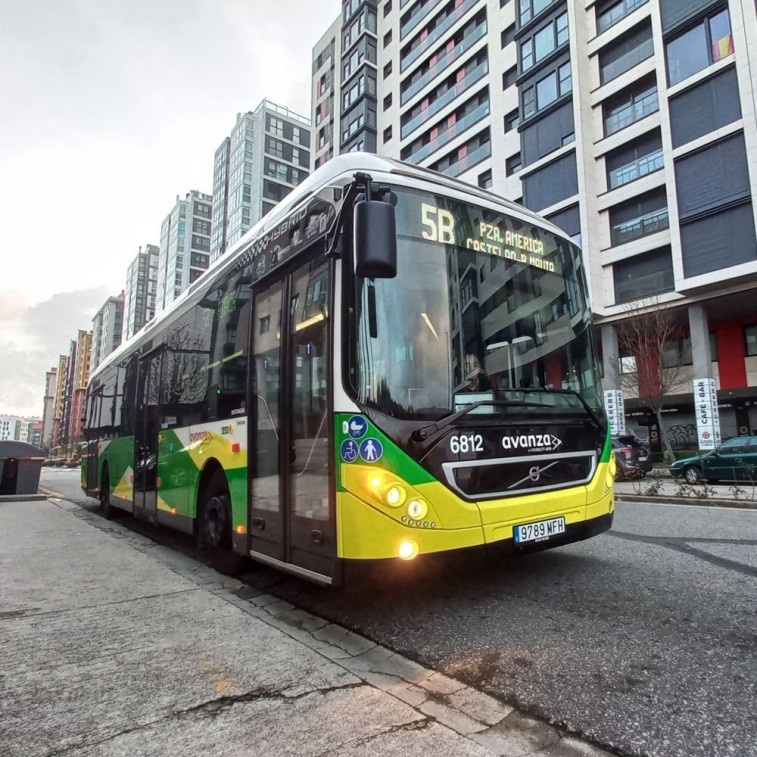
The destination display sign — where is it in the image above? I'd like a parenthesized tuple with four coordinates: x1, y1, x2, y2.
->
(400, 192, 562, 274)
(237, 192, 338, 282)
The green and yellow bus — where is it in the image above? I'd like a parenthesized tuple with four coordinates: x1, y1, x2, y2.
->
(82, 154, 614, 584)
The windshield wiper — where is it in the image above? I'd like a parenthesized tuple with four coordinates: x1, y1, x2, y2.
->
(509, 387, 603, 430)
(412, 399, 546, 441)
(411, 388, 602, 442)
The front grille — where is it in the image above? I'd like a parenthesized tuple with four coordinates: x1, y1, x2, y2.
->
(441, 451, 596, 500)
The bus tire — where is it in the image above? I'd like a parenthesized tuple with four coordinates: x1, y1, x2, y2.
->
(99, 466, 116, 519)
(197, 470, 244, 576)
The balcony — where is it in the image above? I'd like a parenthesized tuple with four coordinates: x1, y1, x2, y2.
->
(604, 87, 658, 136)
(401, 0, 478, 72)
(401, 21, 487, 105)
(611, 207, 668, 245)
(405, 100, 490, 163)
(608, 149, 663, 189)
(440, 140, 492, 177)
(401, 59, 488, 139)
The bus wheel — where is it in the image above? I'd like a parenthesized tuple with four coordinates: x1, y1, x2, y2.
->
(197, 478, 244, 576)
(99, 467, 116, 519)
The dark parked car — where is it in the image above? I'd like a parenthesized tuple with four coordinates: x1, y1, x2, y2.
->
(612, 435, 653, 479)
(670, 435, 757, 483)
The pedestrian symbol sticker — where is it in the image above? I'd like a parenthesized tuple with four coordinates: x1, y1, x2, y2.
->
(340, 439, 359, 463)
(359, 438, 383, 463)
(343, 415, 368, 439)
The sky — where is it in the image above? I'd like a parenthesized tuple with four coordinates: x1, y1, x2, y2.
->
(0, 0, 339, 417)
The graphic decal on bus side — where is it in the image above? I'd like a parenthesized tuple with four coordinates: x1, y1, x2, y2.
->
(98, 436, 135, 503)
(155, 419, 248, 529)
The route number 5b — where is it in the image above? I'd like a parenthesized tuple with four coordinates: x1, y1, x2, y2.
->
(422, 203, 455, 243)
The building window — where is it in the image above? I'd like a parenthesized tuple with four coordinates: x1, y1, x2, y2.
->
(666, 9, 733, 86)
(383, 93, 392, 110)
(613, 247, 674, 303)
(383, 0, 392, 17)
(520, 12, 568, 73)
(383, 61, 392, 78)
(744, 325, 757, 357)
(603, 78, 658, 136)
(596, 0, 648, 35)
(383, 125, 392, 142)
(506, 152, 522, 176)
(524, 63, 571, 117)
(501, 23, 515, 47)
(609, 187, 669, 246)
(518, 0, 553, 26)
(503, 65, 518, 89)
(504, 108, 519, 132)
(599, 22, 653, 85)
(384, 30, 392, 47)
(478, 169, 492, 188)
(606, 131, 664, 190)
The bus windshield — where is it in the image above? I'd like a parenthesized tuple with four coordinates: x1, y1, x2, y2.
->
(353, 187, 602, 421)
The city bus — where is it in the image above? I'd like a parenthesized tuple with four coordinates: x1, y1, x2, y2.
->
(82, 154, 614, 584)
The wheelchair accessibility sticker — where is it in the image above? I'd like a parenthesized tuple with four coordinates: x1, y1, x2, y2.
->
(341, 439, 359, 463)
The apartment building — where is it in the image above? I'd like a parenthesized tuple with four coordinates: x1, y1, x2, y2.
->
(91, 292, 124, 371)
(122, 244, 159, 342)
(316, 0, 757, 449)
(210, 100, 312, 263)
(156, 191, 213, 312)
(41, 366, 57, 450)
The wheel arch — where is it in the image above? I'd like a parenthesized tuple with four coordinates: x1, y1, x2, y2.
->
(194, 458, 229, 523)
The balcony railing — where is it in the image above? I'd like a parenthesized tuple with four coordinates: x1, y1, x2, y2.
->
(604, 88, 658, 136)
(401, 0, 478, 71)
(401, 22, 487, 105)
(608, 149, 663, 189)
(611, 207, 668, 245)
(405, 100, 490, 163)
(401, 60, 488, 139)
(440, 141, 492, 177)
(597, 0, 648, 34)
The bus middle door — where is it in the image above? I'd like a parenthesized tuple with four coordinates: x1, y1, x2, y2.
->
(249, 257, 336, 583)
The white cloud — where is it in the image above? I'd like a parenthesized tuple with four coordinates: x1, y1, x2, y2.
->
(0, 0, 338, 415)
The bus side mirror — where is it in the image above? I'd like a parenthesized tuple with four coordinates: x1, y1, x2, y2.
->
(354, 199, 397, 278)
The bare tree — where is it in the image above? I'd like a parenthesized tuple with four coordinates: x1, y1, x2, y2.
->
(612, 298, 688, 463)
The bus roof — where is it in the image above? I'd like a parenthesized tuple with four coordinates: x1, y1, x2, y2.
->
(91, 154, 570, 382)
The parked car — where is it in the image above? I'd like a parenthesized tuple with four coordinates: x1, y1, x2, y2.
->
(612, 435, 652, 479)
(669, 435, 757, 483)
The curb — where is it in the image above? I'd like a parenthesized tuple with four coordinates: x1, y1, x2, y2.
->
(616, 493, 757, 509)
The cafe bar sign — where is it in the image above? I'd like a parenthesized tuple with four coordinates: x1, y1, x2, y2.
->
(604, 389, 626, 436)
(693, 378, 721, 450)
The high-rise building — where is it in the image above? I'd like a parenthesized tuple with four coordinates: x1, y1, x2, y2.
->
(157, 191, 213, 312)
(122, 244, 159, 342)
(91, 292, 124, 371)
(41, 366, 57, 450)
(51, 354, 68, 451)
(314, 0, 757, 445)
(311, 16, 343, 170)
(209, 100, 313, 263)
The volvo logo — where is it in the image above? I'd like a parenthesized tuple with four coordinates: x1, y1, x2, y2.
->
(528, 466, 541, 482)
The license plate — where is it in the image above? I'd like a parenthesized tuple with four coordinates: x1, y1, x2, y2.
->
(514, 517, 566, 544)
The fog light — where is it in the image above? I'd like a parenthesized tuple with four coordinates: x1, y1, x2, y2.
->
(385, 485, 406, 507)
(369, 475, 382, 490)
(406, 498, 428, 520)
(398, 540, 419, 560)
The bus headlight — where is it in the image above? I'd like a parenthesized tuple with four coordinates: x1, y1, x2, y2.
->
(398, 540, 419, 560)
(406, 498, 428, 520)
(385, 485, 406, 507)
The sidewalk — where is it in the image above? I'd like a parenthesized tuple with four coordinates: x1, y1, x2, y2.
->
(0, 496, 611, 757)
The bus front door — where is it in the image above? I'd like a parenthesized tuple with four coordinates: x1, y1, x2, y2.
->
(133, 350, 161, 522)
(250, 258, 336, 583)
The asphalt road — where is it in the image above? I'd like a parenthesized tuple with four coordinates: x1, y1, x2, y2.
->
(42, 467, 757, 757)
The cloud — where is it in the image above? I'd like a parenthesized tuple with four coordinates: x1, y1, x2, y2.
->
(0, 288, 107, 416)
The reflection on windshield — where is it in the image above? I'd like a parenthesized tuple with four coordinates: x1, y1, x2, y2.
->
(354, 189, 602, 420)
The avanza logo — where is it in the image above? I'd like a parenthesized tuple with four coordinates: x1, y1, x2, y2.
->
(501, 434, 562, 452)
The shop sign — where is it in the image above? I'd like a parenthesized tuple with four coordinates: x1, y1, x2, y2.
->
(604, 389, 626, 436)
(693, 378, 721, 450)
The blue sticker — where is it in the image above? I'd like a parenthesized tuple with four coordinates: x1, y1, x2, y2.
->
(346, 415, 368, 439)
(359, 438, 383, 463)
(340, 439, 359, 463)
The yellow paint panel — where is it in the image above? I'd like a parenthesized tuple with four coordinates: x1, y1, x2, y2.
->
(337, 491, 484, 560)
(186, 433, 245, 472)
(113, 467, 134, 502)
